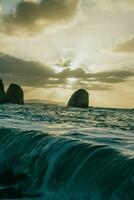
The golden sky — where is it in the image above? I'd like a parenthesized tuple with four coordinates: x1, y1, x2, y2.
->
(0, 0, 134, 108)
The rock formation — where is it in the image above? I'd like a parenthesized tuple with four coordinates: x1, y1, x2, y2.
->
(0, 80, 24, 105)
(67, 89, 89, 108)
(5, 84, 24, 105)
(0, 79, 5, 103)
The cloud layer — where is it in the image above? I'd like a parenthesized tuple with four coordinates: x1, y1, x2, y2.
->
(0, 0, 79, 35)
(1, 0, 134, 36)
(0, 54, 133, 90)
(113, 37, 134, 53)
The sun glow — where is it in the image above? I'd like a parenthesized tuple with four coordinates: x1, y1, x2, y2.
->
(67, 77, 77, 83)
(54, 66, 63, 73)
(70, 60, 80, 70)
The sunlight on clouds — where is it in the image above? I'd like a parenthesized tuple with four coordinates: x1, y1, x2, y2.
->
(66, 77, 77, 89)
(53, 66, 63, 73)
(67, 77, 77, 83)
(70, 59, 80, 70)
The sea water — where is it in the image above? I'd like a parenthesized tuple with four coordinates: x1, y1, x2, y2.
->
(0, 103, 134, 200)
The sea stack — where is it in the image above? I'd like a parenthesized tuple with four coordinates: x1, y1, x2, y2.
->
(67, 89, 89, 108)
(0, 79, 5, 103)
(5, 84, 24, 105)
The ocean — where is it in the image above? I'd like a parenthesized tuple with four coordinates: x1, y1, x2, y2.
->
(0, 103, 134, 200)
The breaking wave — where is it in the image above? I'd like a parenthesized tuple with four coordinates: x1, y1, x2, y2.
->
(0, 127, 134, 200)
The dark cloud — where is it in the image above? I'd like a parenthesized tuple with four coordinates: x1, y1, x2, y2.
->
(113, 37, 134, 53)
(0, 0, 79, 35)
(0, 53, 54, 77)
(0, 53, 134, 90)
(91, 70, 134, 83)
(56, 67, 134, 84)
(57, 67, 86, 78)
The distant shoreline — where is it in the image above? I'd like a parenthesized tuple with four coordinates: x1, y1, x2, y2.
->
(25, 100, 134, 110)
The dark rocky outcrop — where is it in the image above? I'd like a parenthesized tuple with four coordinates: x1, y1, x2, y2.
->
(0, 79, 5, 103)
(5, 84, 24, 105)
(0, 80, 24, 105)
(68, 89, 89, 108)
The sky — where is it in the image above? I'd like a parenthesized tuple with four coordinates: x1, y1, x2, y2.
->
(0, 0, 134, 108)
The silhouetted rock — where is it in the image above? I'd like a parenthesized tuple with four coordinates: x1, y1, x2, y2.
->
(0, 80, 24, 105)
(67, 89, 89, 108)
(5, 84, 24, 105)
(0, 79, 5, 103)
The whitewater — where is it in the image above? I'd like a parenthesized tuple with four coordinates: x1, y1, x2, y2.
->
(0, 103, 134, 200)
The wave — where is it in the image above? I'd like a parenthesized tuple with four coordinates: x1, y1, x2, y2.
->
(0, 104, 134, 131)
(0, 127, 134, 200)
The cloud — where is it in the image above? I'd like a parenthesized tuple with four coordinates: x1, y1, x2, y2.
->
(56, 57, 73, 68)
(113, 37, 134, 53)
(0, 5, 2, 13)
(57, 67, 134, 84)
(57, 67, 86, 78)
(0, 0, 134, 37)
(0, 53, 134, 90)
(0, 0, 80, 36)
(0, 53, 54, 77)
(83, 0, 134, 12)
(127, 0, 134, 5)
